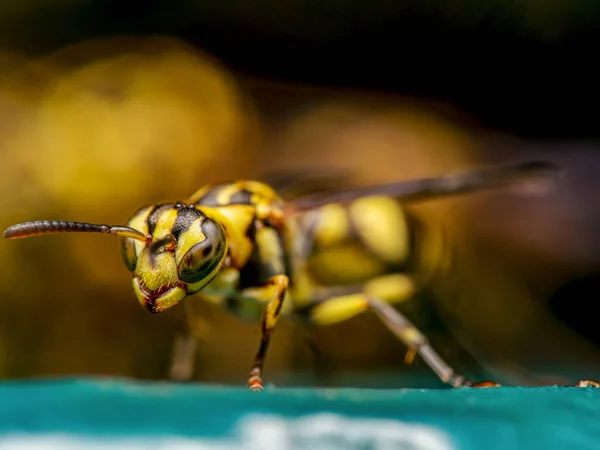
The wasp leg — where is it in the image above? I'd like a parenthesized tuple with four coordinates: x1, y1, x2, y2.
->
(242, 274, 290, 391)
(169, 331, 198, 381)
(167, 302, 202, 382)
(294, 274, 500, 389)
(367, 298, 500, 388)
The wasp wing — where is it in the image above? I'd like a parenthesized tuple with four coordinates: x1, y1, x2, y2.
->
(260, 166, 356, 200)
(285, 160, 558, 213)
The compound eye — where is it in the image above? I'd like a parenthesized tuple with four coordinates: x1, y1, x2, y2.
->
(178, 220, 226, 284)
(119, 237, 138, 272)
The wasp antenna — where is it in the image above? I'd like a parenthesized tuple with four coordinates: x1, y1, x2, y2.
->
(3, 220, 151, 243)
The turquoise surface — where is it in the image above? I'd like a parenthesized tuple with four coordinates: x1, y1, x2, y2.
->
(0, 377, 599, 449)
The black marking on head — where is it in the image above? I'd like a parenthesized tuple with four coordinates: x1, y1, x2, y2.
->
(229, 189, 253, 205)
(147, 248, 161, 270)
(172, 207, 205, 240)
(146, 203, 175, 236)
(147, 234, 177, 269)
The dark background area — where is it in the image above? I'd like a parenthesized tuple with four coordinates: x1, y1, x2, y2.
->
(1, 0, 599, 139)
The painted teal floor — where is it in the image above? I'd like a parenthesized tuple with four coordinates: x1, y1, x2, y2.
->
(0, 377, 599, 449)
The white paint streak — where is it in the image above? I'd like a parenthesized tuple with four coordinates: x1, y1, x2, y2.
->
(0, 413, 456, 450)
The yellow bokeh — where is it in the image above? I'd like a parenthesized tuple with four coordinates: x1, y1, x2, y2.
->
(0, 36, 262, 287)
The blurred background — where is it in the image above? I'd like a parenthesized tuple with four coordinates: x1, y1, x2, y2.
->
(0, 0, 600, 390)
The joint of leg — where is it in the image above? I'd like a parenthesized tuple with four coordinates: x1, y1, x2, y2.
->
(363, 274, 416, 304)
(398, 326, 428, 349)
(449, 374, 467, 387)
(268, 274, 289, 290)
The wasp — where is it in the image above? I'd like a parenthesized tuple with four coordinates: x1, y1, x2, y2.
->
(4, 161, 600, 391)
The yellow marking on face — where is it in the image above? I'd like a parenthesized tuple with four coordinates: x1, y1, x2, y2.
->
(152, 208, 179, 239)
(153, 286, 187, 312)
(312, 203, 350, 248)
(135, 250, 179, 292)
(173, 218, 207, 265)
(127, 205, 153, 255)
(349, 196, 409, 265)
(132, 278, 187, 312)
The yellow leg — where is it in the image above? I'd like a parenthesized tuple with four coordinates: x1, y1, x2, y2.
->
(299, 274, 499, 388)
(243, 274, 290, 391)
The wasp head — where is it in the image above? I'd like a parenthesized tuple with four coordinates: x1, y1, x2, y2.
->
(3, 203, 228, 314)
(120, 203, 228, 313)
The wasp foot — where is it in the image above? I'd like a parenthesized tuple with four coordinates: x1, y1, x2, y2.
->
(575, 379, 600, 388)
(248, 366, 264, 391)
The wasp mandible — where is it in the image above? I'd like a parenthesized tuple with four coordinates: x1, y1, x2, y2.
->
(4, 161, 599, 390)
